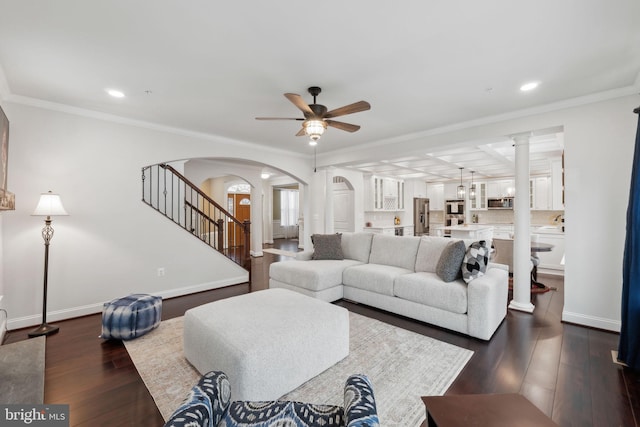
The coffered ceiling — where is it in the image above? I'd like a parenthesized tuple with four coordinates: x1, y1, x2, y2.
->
(0, 1, 638, 181)
(340, 131, 564, 182)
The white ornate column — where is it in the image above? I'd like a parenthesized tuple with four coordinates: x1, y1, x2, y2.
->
(508, 133, 535, 313)
(324, 167, 335, 233)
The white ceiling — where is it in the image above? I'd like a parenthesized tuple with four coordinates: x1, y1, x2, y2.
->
(0, 1, 638, 181)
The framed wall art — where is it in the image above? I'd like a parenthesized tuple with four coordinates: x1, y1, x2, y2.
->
(0, 104, 14, 211)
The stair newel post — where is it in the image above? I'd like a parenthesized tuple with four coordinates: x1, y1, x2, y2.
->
(217, 219, 225, 253)
(243, 219, 251, 281)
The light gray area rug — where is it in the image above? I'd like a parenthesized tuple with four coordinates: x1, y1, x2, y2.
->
(0, 336, 45, 404)
(125, 312, 473, 426)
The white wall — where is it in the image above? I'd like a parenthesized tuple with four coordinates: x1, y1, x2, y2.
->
(0, 102, 313, 330)
(318, 94, 640, 332)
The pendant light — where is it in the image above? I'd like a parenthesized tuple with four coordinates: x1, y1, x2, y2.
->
(457, 167, 466, 199)
(469, 170, 476, 199)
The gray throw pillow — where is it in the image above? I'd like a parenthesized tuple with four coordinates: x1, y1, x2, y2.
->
(435, 240, 467, 282)
(311, 233, 344, 260)
(461, 240, 490, 283)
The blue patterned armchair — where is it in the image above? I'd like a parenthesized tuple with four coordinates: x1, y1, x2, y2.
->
(164, 371, 380, 427)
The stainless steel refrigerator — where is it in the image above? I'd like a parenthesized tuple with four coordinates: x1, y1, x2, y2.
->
(413, 198, 430, 236)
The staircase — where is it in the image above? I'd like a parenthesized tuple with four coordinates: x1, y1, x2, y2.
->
(141, 163, 251, 275)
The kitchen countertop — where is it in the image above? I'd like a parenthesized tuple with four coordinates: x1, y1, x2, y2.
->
(474, 222, 564, 234)
(447, 224, 493, 231)
(364, 224, 414, 229)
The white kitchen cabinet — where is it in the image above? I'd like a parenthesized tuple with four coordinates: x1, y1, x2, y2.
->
(530, 176, 551, 210)
(365, 175, 405, 212)
(551, 159, 564, 210)
(407, 179, 427, 199)
(491, 225, 514, 239)
(470, 181, 487, 210)
(488, 179, 515, 198)
(534, 233, 565, 273)
(443, 182, 460, 200)
(427, 183, 444, 211)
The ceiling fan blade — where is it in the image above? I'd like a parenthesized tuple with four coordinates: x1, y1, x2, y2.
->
(255, 117, 304, 121)
(284, 93, 314, 116)
(324, 101, 370, 118)
(326, 120, 361, 133)
(295, 128, 306, 137)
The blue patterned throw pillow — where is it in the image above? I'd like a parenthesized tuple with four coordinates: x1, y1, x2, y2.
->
(461, 240, 489, 283)
(164, 371, 231, 427)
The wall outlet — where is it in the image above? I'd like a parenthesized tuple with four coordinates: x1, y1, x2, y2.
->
(157, 267, 165, 277)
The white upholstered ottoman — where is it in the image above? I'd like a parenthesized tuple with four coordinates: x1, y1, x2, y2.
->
(183, 288, 349, 401)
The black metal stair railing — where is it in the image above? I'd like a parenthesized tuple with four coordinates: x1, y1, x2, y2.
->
(141, 163, 251, 273)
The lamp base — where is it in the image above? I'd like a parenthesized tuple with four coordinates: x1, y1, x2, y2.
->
(28, 323, 59, 337)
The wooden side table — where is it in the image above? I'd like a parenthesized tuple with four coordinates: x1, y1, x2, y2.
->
(422, 394, 558, 427)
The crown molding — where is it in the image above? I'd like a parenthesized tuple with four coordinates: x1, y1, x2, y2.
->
(4, 93, 308, 160)
(320, 83, 640, 160)
(3, 78, 639, 162)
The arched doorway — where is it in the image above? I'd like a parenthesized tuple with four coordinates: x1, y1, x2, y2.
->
(227, 183, 251, 248)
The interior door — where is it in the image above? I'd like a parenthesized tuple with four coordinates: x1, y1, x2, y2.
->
(228, 194, 250, 247)
(333, 189, 354, 232)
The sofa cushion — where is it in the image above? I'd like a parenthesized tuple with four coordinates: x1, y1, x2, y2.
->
(368, 234, 421, 270)
(343, 263, 413, 296)
(341, 232, 374, 263)
(435, 240, 467, 282)
(415, 236, 453, 273)
(311, 233, 344, 260)
(269, 259, 362, 292)
(461, 240, 490, 283)
(394, 272, 468, 314)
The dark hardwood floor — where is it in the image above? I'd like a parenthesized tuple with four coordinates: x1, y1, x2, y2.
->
(4, 239, 639, 426)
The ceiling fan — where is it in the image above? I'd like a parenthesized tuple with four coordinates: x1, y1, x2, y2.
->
(256, 86, 371, 144)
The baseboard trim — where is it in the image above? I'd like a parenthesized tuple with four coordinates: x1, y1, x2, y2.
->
(6, 275, 248, 331)
(562, 310, 621, 332)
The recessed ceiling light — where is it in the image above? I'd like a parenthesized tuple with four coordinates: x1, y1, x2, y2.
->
(106, 89, 125, 98)
(520, 81, 540, 92)
(261, 173, 270, 179)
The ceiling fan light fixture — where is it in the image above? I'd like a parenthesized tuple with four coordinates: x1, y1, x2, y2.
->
(304, 119, 326, 142)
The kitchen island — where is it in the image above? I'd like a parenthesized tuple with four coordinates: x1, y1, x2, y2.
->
(447, 224, 494, 241)
(363, 224, 414, 236)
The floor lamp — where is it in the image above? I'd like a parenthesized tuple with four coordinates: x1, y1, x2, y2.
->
(29, 191, 68, 338)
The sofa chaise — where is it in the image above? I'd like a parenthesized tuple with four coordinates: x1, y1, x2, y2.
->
(269, 232, 509, 341)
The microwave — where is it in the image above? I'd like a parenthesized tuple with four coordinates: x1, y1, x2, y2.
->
(488, 197, 514, 209)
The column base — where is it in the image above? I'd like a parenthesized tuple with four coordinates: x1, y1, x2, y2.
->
(508, 300, 535, 313)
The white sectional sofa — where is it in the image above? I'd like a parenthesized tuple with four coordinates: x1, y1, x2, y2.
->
(269, 232, 509, 340)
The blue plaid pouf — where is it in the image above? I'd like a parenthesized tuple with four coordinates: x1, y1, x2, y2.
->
(101, 294, 162, 340)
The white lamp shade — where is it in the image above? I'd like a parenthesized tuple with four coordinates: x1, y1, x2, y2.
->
(33, 191, 68, 216)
